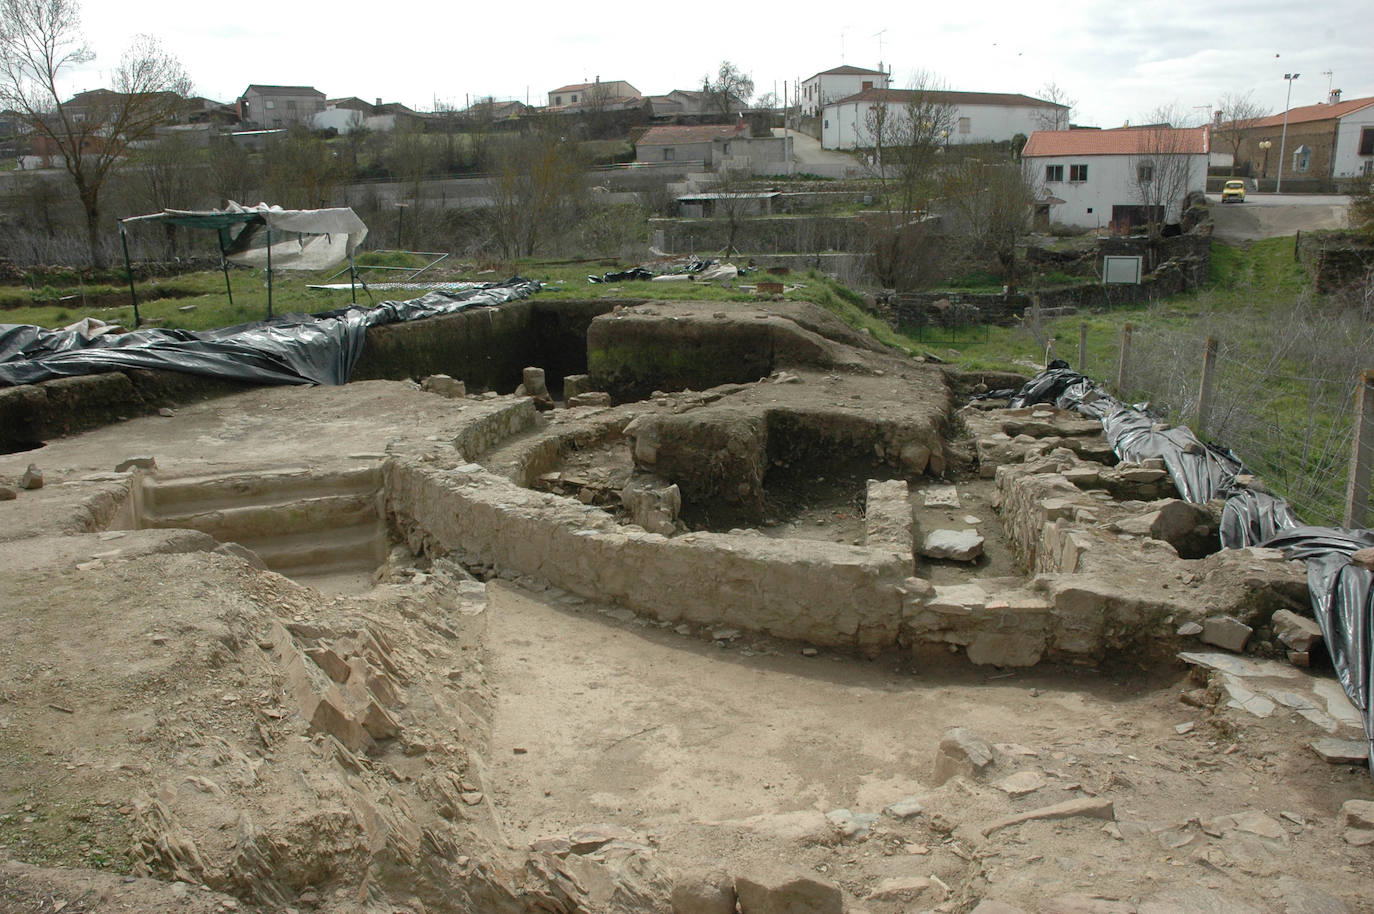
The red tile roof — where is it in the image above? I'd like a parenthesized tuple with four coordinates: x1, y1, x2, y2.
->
(829, 88, 1066, 110)
(1241, 95, 1374, 129)
(1022, 125, 1209, 157)
(550, 83, 596, 94)
(636, 124, 748, 145)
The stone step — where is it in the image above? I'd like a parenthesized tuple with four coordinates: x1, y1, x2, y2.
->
(140, 466, 383, 515)
(141, 493, 382, 543)
(236, 521, 389, 573)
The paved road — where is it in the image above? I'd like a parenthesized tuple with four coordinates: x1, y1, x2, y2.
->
(1209, 192, 1350, 242)
(771, 127, 860, 167)
(1208, 192, 1351, 207)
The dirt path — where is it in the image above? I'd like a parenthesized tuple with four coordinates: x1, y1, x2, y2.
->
(481, 579, 1373, 911)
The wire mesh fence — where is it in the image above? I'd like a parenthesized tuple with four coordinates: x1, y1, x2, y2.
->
(1114, 296, 1374, 526)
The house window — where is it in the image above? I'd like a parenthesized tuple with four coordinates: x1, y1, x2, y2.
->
(1360, 127, 1374, 156)
(722, 142, 730, 155)
(265, 100, 276, 109)
(555, 95, 562, 105)
(862, 81, 873, 91)
(1069, 164, 1089, 182)
(1293, 145, 1311, 173)
(958, 117, 971, 134)
(663, 148, 674, 161)
(1045, 164, 1064, 182)
(1137, 162, 1154, 183)
(571, 94, 578, 103)
(286, 100, 297, 109)
(823, 118, 829, 129)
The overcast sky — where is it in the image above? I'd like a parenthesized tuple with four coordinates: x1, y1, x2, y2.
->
(63, 0, 1373, 128)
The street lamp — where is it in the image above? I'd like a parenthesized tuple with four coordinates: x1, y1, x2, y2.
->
(1276, 73, 1299, 193)
(1257, 139, 1272, 181)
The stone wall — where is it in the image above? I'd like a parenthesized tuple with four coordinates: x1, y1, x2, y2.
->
(383, 453, 910, 652)
(650, 215, 865, 255)
(1296, 231, 1374, 293)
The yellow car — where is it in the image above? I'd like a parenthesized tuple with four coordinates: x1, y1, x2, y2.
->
(1221, 179, 1246, 203)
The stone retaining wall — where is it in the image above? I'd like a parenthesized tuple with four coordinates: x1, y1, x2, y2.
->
(383, 453, 910, 652)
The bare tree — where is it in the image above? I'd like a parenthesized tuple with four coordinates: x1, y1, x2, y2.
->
(1034, 81, 1075, 131)
(206, 135, 259, 205)
(1129, 109, 1200, 241)
(860, 73, 956, 219)
(0, 0, 190, 266)
(1214, 91, 1268, 176)
(120, 131, 213, 255)
(484, 122, 585, 259)
(702, 61, 753, 120)
(854, 74, 957, 288)
(940, 154, 1035, 287)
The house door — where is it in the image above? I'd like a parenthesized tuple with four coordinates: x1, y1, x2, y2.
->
(1033, 204, 1051, 233)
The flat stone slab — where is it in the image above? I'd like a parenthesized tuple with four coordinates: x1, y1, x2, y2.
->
(1309, 739, 1370, 765)
(920, 529, 984, 562)
(921, 485, 961, 507)
(1178, 652, 1299, 679)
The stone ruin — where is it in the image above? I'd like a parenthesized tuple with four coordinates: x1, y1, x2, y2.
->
(0, 296, 1366, 914)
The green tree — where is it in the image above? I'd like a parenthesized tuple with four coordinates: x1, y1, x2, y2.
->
(0, 0, 190, 266)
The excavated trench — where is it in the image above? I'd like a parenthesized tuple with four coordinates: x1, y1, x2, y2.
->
(3, 298, 1365, 914)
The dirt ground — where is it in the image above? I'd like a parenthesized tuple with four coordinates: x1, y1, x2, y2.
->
(1, 372, 1373, 913)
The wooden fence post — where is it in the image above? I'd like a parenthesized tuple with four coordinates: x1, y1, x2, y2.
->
(1196, 336, 1219, 440)
(1343, 370, 1374, 529)
(1079, 322, 1088, 372)
(1116, 323, 1133, 396)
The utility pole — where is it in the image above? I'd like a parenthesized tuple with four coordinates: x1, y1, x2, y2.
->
(1277, 72, 1299, 193)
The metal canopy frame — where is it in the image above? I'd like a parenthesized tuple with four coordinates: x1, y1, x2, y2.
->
(117, 211, 363, 327)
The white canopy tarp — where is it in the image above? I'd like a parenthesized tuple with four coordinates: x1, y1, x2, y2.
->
(123, 201, 369, 272)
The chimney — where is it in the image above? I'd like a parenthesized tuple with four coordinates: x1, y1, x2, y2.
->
(375, 97, 382, 108)
(1329, 88, 1342, 104)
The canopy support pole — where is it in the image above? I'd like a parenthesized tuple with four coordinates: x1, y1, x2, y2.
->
(349, 255, 356, 304)
(119, 221, 141, 329)
(221, 253, 234, 307)
(265, 227, 273, 319)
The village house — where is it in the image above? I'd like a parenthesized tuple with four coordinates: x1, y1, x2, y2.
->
(647, 89, 749, 120)
(800, 65, 890, 118)
(1021, 125, 1209, 233)
(237, 85, 326, 129)
(821, 88, 1068, 150)
(546, 79, 641, 111)
(633, 122, 791, 172)
(1226, 91, 1374, 183)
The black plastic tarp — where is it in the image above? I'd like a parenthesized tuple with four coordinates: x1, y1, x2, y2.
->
(1261, 526, 1374, 740)
(0, 278, 541, 387)
(999, 364, 1373, 772)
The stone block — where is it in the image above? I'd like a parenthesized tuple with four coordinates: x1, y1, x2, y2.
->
(734, 871, 843, 914)
(568, 392, 612, 408)
(420, 374, 466, 398)
(865, 479, 913, 557)
(116, 455, 157, 472)
(1201, 615, 1253, 653)
(967, 631, 1046, 667)
(1342, 799, 1374, 829)
(562, 374, 592, 400)
(1271, 609, 1323, 652)
(670, 868, 736, 914)
(920, 529, 984, 562)
(19, 464, 43, 489)
(932, 727, 993, 785)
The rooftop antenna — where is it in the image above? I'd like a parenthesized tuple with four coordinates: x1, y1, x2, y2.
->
(873, 27, 887, 70)
(1322, 70, 1333, 93)
(840, 26, 849, 62)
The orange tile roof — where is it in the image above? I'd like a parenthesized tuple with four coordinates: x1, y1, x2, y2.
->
(1242, 95, 1374, 129)
(1022, 125, 1209, 157)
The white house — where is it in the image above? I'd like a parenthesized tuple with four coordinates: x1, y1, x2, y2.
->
(820, 89, 1067, 150)
(1021, 126, 1209, 233)
(800, 65, 889, 118)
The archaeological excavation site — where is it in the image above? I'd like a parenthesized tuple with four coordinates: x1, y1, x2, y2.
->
(2, 288, 1373, 914)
